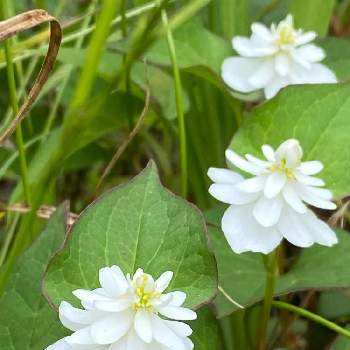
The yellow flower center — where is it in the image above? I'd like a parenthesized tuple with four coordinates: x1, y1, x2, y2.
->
(132, 274, 160, 311)
(270, 159, 295, 179)
(276, 25, 296, 46)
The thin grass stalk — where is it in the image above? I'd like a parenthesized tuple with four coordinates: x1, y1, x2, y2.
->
(0, 0, 121, 295)
(272, 300, 350, 338)
(160, 6, 188, 198)
(0, 0, 176, 68)
(67, 0, 122, 114)
(121, 0, 128, 37)
(0, 214, 20, 267)
(257, 248, 279, 350)
(0, 1, 31, 205)
(42, 0, 99, 140)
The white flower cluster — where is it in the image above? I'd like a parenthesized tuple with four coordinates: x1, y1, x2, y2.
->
(222, 14, 337, 99)
(47, 266, 197, 350)
(208, 139, 337, 254)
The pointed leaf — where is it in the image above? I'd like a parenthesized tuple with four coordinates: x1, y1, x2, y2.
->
(43, 162, 217, 309)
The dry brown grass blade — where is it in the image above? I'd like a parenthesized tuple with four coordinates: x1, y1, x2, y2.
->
(95, 87, 151, 192)
(0, 9, 62, 143)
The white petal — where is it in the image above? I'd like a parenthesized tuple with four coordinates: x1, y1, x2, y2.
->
(251, 23, 273, 42)
(207, 167, 243, 184)
(235, 176, 266, 193)
(66, 327, 94, 345)
(94, 298, 130, 312)
(166, 291, 187, 307)
(222, 204, 283, 254)
(155, 271, 173, 292)
(275, 53, 290, 76)
(278, 207, 314, 247)
(45, 339, 72, 350)
(110, 265, 129, 290)
(295, 173, 325, 187)
(262, 145, 276, 162)
(134, 310, 153, 343)
(109, 336, 128, 350)
(296, 31, 317, 45)
(164, 320, 193, 337)
(152, 315, 186, 350)
(284, 14, 294, 26)
(296, 184, 336, 210)
(282, 184, 307, 213)
(226, 149, 263, 175)
(209, 183, 259, 205)
(90, 312, 133, 344)
(126, 329, 149, 350)
(245, 154, 271, 168)
(305, 186, 333, 200)
(183, 338, 194, 350)
(298, 161, 323, 175)
(59, 302, 99, 332)
(158, 306, 197, 321)
(99, 266, 126, 297)
(264, 172, 287, 198)
(293, 44, 325, 63)
(253, 196, 283, 227)
(72, 289, 109, 305)
(232, 36, 276, 57)
(153, 293, 173, 308)
(294, 63, 337, 84)
(264, 76, 289, 99)
(301, 209, 338, 246)
(222, 57, 264, 93)
(275, 139, 302, 167)
(248, 59, 275, 88)
(133, 268, 144, 280)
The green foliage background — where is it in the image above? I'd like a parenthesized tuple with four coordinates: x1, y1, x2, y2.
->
(1, 0, 350, 349)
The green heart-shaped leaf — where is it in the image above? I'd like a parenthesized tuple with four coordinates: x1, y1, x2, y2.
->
(43, 162, 217, 310)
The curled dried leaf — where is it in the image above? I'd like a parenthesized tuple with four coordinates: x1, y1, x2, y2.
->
(0, 9, 62, 143)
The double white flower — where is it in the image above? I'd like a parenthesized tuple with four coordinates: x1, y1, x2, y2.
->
(47, 266, 197, 350)
(222, 14, 337, 99)
(208, 139, 338, 254)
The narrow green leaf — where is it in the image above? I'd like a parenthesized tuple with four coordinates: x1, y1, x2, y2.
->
(289, 0, 336, 36)
(0, 204, 68, 349)
(208, 0, 249, 38)
(43, 162, 217, 309)
(118, 19, 232, 76)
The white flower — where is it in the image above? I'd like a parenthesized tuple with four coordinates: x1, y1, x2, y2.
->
(208, 139, 338, 254)
(222, 14, 337, 99)
(46, 266, 197, 350)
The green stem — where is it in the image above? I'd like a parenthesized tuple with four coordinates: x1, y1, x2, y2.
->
(1, 1, 31, 205)
(160, 6, 188, 198)
(257, 249, 279, 350)
(0, 215, 20, 267)
(0, 0, 176, 69)
(68, 0, 122, 113)
(121, 0, 128, 37)
(272, 300, 350, 338)
(42, 0, 98, 140)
